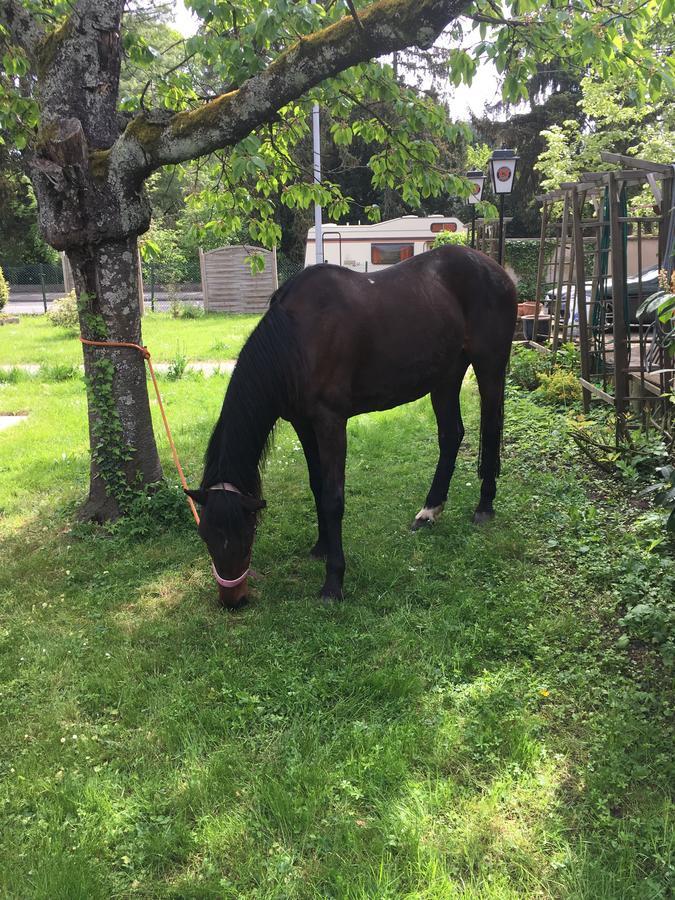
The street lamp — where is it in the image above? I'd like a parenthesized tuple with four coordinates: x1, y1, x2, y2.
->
(466, 170, 485, 249)
(488, 149, 519, 266)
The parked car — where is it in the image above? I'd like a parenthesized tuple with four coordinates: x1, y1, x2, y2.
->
(546, 266, 660, 326)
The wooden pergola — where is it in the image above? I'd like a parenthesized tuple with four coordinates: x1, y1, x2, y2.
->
(526, 152, 674, 444)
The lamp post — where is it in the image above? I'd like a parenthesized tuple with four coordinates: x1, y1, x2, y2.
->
(488, 149, 519, 266)
(466, 170, 485, 249)
(311, 0, 323, 263)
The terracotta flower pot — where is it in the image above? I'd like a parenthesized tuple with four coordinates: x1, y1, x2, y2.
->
(517, 301, 540, 318)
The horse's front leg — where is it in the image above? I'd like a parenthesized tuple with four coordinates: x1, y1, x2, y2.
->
(291, 418, 327, 559)
(312, 411, 347, 601)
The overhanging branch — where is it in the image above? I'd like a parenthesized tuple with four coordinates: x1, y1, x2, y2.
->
(113, 0, 470, 178)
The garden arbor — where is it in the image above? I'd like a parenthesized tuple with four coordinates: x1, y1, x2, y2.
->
(528, 154, 674, 445)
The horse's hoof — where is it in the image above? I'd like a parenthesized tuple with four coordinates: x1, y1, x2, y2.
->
(472, 509, 495, 525)
(319, 587, 343, 604)
(411, 516, 431, 532)
(309, 542, 327, 560)
(411, 504, 443, 531)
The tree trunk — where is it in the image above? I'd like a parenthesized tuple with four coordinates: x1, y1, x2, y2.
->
(70, 236, 162, 521)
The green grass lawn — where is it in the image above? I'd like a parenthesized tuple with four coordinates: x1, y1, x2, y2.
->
(0, 363, 672, 897)
(0, 312, 260, 367)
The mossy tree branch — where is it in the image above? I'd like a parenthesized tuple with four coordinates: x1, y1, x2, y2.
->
(113, 0, 471, 179)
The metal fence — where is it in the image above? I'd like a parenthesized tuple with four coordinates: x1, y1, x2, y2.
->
(2, 262, 65, 293)
(277, 253, 303, 285)
(4, 248, 306, 311)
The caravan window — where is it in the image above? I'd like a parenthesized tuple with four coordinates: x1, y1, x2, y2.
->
(371, 243, 414, 264)
(430, 222, 457, 233)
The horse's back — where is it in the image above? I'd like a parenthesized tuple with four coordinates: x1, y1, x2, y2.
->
(274, 247, 516, 415)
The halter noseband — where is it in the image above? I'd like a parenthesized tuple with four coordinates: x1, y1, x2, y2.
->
(208, 482, 251, 588)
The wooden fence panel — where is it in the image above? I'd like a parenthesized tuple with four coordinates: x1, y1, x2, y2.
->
(202, 246, 277, 313)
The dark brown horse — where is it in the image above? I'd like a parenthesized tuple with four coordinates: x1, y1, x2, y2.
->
(186, 244, 517, 608)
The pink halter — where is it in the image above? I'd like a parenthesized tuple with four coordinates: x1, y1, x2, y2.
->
(211, 561, 249, 589)
(208, 482, 250, 588)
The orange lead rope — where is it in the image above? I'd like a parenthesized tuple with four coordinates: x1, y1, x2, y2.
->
(80, 337, 201, 526)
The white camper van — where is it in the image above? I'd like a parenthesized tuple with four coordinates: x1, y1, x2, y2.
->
(304, 215, 466, 271)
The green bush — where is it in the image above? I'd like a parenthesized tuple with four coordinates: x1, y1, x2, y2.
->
(505, 238, 556, 302)
(110, 482, 194, 539)
(46, 290, 79, 330)
(0, 265, 8, 311)
(533, 369, 581, 406)
(509, 342, 581, 394)
(432, 230, 468, 248)
(179, 302, 204, 319)
(509, 345, 548, 391)
(168, 299, 205, 319)
(554, 342, 581, 372)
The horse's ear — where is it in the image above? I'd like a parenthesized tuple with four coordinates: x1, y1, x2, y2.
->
(184, 488, 209, 505)
(239, 495, 266, 512)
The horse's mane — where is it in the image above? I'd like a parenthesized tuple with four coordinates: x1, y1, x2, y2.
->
(201, 277, 306, 495)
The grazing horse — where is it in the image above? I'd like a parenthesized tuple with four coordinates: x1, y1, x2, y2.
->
(186, 244, 517, 608)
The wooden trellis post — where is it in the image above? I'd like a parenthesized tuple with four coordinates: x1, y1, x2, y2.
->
(608, 171, 630, 441)
(572, 187, 591, 413)
(530, 199, 550, 347)
(551, 193, 570, 356)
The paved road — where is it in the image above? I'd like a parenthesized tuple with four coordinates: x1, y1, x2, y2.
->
(7, 291, 203, 315)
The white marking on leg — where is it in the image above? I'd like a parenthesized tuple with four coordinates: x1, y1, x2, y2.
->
(414, 503, 445, 525)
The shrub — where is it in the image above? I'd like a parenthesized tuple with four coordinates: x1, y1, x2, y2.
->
(432, 230, 468, 248)
(47, 290, 79, 330)
(533, 369, 581, 406)
(505, 238, 555, 302)
(555, 342, 581, 373)
(0, 265, 8, 311)
(168, 299, 204, 319)
(180, 302, 204, 319)
(509, 345, 548, 391)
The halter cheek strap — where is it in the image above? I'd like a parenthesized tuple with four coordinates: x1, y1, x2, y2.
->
(208, 482, 250, 589)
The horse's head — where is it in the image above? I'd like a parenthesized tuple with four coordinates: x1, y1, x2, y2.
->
(185, 485, 265, 609)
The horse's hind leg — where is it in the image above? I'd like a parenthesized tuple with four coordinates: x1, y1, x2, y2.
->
(412, 356, 469, 530)
(472, 359, 507, 524)
(292, 418, 327, 559)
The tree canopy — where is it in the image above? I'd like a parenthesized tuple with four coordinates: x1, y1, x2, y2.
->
(2, 0, 674, 250)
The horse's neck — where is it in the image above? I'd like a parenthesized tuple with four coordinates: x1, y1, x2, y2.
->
(211, 380, 278, 495)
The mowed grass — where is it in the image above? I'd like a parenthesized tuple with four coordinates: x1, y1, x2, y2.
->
(0, 312, 260, 367)
(0, 362, 673, 897)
